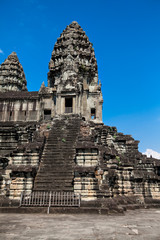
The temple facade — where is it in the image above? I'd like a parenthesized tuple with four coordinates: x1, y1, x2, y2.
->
(0, 22, 160, 211)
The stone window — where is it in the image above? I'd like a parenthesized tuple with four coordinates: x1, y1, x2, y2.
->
(53, 95, 56, 105)
(9, 111, 13, 121)
(18, 111, 27, 121)
(91, 108, 96, 119)
(44, 109, 51, 120)
(65, 97, 73, 113)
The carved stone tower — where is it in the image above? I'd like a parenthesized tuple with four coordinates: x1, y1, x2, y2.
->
(48, 21, 103, 122)
(0, 52, 27, 92)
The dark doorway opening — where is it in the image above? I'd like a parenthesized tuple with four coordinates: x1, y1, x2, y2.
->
(65, 98, 73, 113)
(9, 111, 13, 121)
(157, 167, 160, 176)
(44, 109, 51, 120)
(91, 108, 96, 119)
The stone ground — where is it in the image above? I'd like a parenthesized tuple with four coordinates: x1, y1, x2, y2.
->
(0, 209, 160, 240)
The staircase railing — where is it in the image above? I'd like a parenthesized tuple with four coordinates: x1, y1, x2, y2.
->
(20, 191, 81, 213)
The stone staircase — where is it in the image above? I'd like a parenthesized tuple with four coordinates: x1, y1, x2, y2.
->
(33, 116, 81, 192)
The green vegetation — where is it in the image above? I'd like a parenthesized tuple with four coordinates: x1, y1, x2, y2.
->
(116, 156, 120, 161)
(116, 156, 121, 165)
(108, 127, 113, 131)
(73, 45, 78, 50)
(62, 138, 66, 142)
(18, 78, 22, 82)
(113, 134, 117, 139)
(79, 64, 88, 72)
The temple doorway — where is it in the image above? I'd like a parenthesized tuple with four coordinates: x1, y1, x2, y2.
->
(65, 97, 73, 113)
(44, 109, 51, 120)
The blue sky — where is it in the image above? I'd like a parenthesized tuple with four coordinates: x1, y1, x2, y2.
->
(0, 0, 160, 155)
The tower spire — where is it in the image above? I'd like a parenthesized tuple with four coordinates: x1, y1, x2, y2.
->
(0, 52, 27, 92)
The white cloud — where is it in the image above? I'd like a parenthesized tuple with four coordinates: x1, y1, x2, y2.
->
(0, 49, 4, 54)
(143, 149, 160, 159)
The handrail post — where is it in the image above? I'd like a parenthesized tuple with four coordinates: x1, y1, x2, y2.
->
(47, 191, 52, 214)
(79, 194, 81, 207)
(20, 191, 23, 207)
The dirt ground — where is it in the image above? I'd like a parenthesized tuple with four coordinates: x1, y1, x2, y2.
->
(0, 209, 160, 240)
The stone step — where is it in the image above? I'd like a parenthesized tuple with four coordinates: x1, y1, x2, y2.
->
(40, 156, 74, 159)
(34, 181, 73, 186)
(34, 179, 73, 183)
(35, 175, 73, 179)
(43, 146, 76, 149)
(34, 181, 74, 186)
(42, 151, 75, 155)
(49, 136, 73, 139)
(38, 164, 74, 169)
(45, 144, 76, 146)
(34, 188, 73, 192)
(42, 152, 75, 155)
(38, 168, 74, 172)
(34, 181, 73, 185)
(40, 157, 74, 160)
(34, 184, 73, 189)
(37, 171, 73, 175)
(45, 144, 76, 147)
(41, 156, 75, 159)
(42, 153, 75, 155)
(34, 185, 73, 189)
(40, 164, 74, 168)
(40, 161, 74, 164)
(35, 178, 73, 182)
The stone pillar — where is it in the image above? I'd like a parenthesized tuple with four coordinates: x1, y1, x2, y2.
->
(82, 91, 88, 119)
(56, 95, 61, 115)
(73, 97, 76, 114)
(61, 97, 65, 114)
(75, 95, 78, 114)
(96, 101, 103, 122)
(4, 102, 8, 121)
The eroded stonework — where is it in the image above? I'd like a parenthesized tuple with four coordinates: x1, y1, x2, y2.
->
(0, 22, 160, 210)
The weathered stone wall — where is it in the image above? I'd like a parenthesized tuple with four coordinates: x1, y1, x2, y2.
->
(0, 116, 160, 205)
(0, 123, 45, 201)
(0, 123, 37, 156)
(0, 91, 56, 122)
(73, 120, 160, 203)
(6, 149, 40, 200)
(0, 99, 40, 122)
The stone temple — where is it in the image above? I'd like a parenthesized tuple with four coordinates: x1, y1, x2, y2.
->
(0, 21, 160, 212)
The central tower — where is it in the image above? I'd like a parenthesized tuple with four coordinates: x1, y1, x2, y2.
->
(48, 21, 103, 122)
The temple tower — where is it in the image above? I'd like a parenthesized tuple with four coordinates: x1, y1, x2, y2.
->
(0, 52, 27, 92)
(48, 21, 103, 122)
